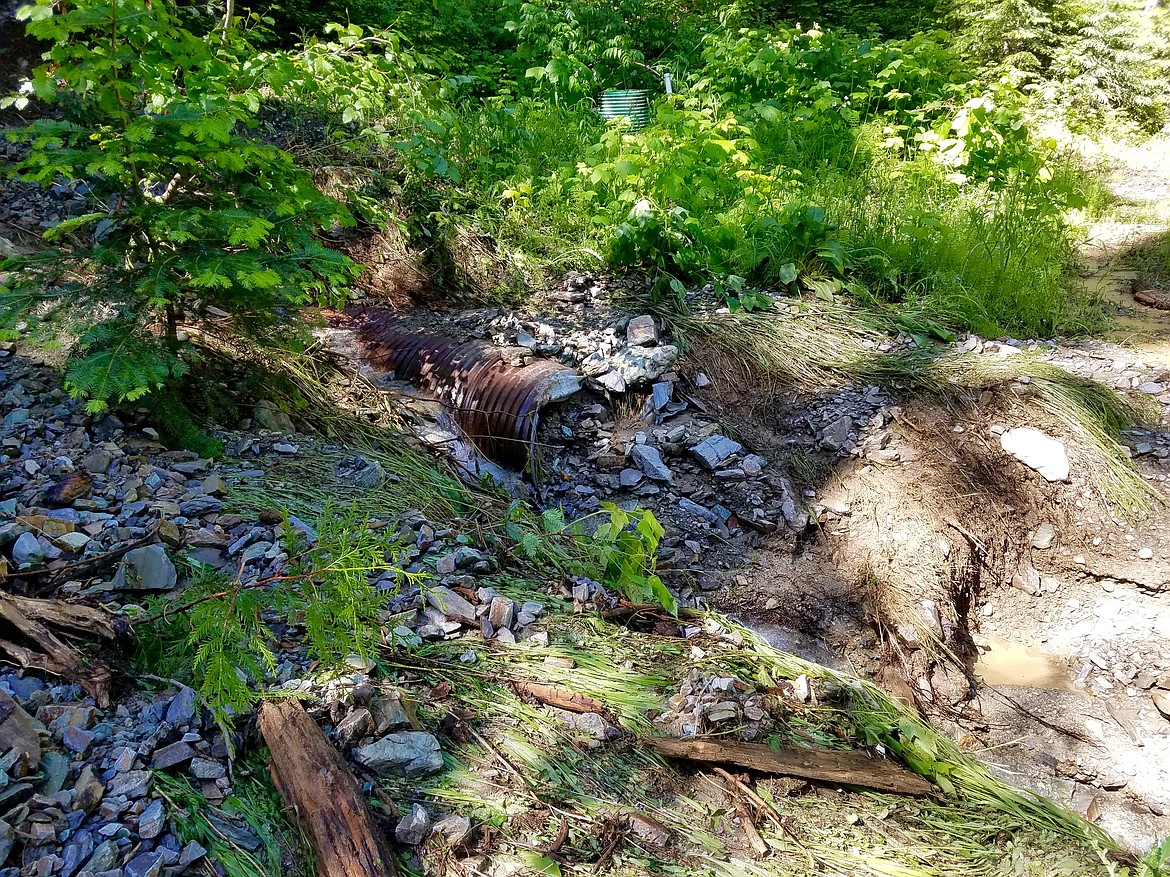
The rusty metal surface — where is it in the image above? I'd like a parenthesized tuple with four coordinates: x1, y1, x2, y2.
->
(359, 314, 580, 465)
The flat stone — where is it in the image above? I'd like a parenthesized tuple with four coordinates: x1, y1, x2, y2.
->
(394, 803, 431, 846)
(107, 770, 152, 798)
(619, 468, 644, 487)
(573, 712, 618, 740)
(741, 453, 767, 475)
(487, 597, 515, 630)
(254, 399, 295, 432)
(138, 798, 166, 839)
(690, 435, 742, 470)
(60, 827, 94, 876)
(62, 726, 95, 756)
(432, 814, 472, 846)
(426, 587, 477, 624)
(610, 345, 678, 387)
(56, 531, 91, 552)
(678, 498, 720, 525)
(81, 449, 113, 474)
(352, 731, 443, 778)
(0, 821, 12, 869)
(125, 850, 164, 877)
(1000, 427, 1070, 482)
(651, 381, 673, 410)
(595, 369, 627, 393)
(821, 415, 852, 451)
(189, 757, 226, 780)
(0, 691, 41, 772)
(626, 315, 658, 347)
(111, 545, 177, 591)
(201, 472, 226, 495)
(85, 839, 120, 873)
(335, 707, 375, 744)
(369, 695, 411, 734)
(39, 750, 70, 794)
(73, 764, 104, 813)
(179, 495, 222, 517)
(630, 445, 672, 482)
(151, 741, 197, 770)
(179, 840, 208, 867)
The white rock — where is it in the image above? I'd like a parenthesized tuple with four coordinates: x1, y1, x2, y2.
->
(1000, 427, 1070, 482)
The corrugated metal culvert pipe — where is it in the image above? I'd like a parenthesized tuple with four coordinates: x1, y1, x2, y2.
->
(358, 315, 582, 467)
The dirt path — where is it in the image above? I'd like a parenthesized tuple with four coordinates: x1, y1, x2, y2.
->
(1079, 134, 1170, 352)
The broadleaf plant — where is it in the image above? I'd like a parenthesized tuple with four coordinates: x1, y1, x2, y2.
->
(1, 0, 359, 412)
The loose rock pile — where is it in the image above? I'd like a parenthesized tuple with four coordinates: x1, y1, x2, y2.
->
(0, 677, 228, 877)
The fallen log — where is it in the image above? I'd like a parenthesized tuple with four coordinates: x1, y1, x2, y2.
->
(1134, 288, 1170, 310)
(644, 736, 934, 796)
(258, 699, 399, 877)
(514, 681, 606, 714)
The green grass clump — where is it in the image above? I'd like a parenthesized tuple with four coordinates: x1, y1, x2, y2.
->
(155, 756, 312, 877)
(269, 15, 1110, 340)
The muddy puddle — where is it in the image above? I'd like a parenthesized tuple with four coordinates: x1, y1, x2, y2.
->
(973, 634, 1080, 691)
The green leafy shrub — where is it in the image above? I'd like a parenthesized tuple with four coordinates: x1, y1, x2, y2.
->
(257, 5, 1107, 335)
(508, 501, 676, 614)
(1, 0, 357, 412)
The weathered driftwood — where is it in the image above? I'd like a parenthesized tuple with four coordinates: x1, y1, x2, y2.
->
(514, 681, 605, 714)
(0, 593, 120, 707)
(644, 736, 934, 796)
(258, 699, 399, 877)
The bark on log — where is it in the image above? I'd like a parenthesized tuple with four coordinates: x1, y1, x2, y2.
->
(258, 699, 399, 877)
(644, 736, 934, 796)
(0, 593, 116, 707)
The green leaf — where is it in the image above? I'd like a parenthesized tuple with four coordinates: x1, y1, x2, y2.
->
(518, 852, 561, 876)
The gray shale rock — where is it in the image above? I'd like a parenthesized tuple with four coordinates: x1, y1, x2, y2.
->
(111, 545, 177, 592)
(352, 731, 444, 777)
(426, 587, 477, 624)
(625, 315, 659, 347)
(165, 686, 197, 726)
(690, 435, 742, 470)
(394, 804, 432, 846)
(630, 445, 672, 482)
(11, 532, 44, 568)
(610, 345, 678, 387)
(137, 799, 166, 840)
